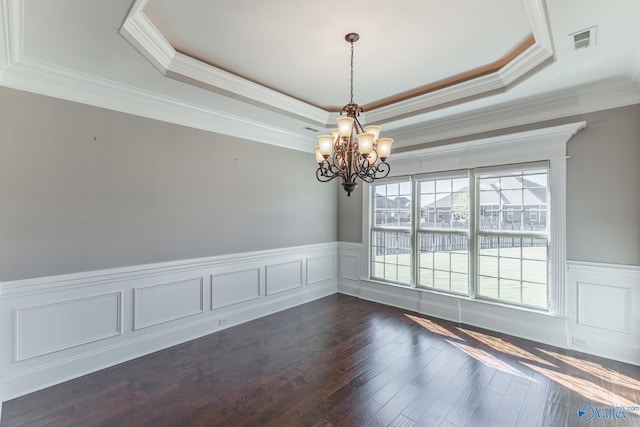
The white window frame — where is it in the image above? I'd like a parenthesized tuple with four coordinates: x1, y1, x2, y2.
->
(361, 122, 586, 316)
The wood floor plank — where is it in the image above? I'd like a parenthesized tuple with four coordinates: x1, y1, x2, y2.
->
(1, 294, 638, 427)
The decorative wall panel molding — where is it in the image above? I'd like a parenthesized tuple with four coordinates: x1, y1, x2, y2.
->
(566, 260, 640, 365)
(306, 255, 336, 285)
(0, 242, 337, 402)
(211, 268, 260, 310)
(134, 278, 204, 330)
(265, 261, 303, 296)
(577, 282, 630, 333)
(15, 292, 123, 361)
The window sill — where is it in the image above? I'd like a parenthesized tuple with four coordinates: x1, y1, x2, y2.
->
(359, 277, 562, 319)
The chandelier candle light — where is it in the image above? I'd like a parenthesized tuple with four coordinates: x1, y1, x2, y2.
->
(315, 33, 393, 196)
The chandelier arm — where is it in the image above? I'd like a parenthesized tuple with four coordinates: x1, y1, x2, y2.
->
(315, 165, 344, 183)
(353, 115, 365, 135)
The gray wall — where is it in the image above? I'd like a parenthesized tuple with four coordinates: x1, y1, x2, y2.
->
(338, 104, 640, 266)
(337, 184, 363, 243)
(566, 104, 640, 265)
(0, 87, 337, 281)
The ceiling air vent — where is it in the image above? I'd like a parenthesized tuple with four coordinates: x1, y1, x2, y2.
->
(569, 26, 597, 50)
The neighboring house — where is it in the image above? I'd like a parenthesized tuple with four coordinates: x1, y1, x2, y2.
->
(374, 195, 412, 227)
(421, 176, 547, 232)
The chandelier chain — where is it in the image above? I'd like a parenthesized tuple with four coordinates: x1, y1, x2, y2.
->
(349, 40, 354, 104)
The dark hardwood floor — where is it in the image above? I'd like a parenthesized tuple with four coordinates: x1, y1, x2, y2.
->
(1, 294, 639, 427)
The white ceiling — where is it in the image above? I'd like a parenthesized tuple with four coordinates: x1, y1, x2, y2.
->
(1, 0, 640, 153)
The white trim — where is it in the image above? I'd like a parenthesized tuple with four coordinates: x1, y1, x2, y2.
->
(359, 124, 582, 334)
(339, 245, 640, 365)
(133, 278, 205, 331)
(119, 1, 329, 126)
(0, 242, 338, 402)
(0, 57, 313, 153)
(118, 2, 174, 73)
(548, 158, 566, 315)
(389, 122, 585, 177)
(388, 80, 640, 149)
(0, 241, 337, 297)
(15, 292, 124, 361)
(0, 0, 22, 75)
(1, 1, 639, 157)
(118, 0, 553, 127)
(566, 260, 640, 365)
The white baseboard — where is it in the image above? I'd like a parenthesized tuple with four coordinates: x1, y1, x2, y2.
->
(338, 242, 640, 365)
(0, 242, 338, 402)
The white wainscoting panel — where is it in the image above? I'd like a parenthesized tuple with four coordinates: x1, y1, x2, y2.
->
(265, 261, 303, 295)
(578, 282, 630, 333)
(134, 278, 204, 330)
(566, 260, 640, 365)
(211, 268, 260, 310)
(306, 255, 335, 285)
(0, 242, 338, 403)
(15, 292, 123, 361)
(340, 255, 359, 281)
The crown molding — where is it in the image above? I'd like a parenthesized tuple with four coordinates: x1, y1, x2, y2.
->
(391, 121, 585, 162)
(0, 57, 313, 152)
(389, 78, 640, 149)
(498, 41, 552, 87)
(119, 0, 329, 126)
(523, 0, 554, 51)
(365, 0, 553, 124)
(118, 1, 174, 73)
(166, 52, 330, 126)
(119, 0, 554, 128)
(2, 0, 639, 158)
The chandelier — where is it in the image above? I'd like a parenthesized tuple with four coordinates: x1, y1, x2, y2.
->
(315, 33, 393, 196)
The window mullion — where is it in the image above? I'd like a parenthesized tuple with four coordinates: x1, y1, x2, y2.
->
(469, 169, 477, 299)
(410, 177, 418, 287)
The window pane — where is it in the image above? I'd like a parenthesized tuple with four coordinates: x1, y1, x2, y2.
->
(479, 169, 548, 232)
(451, 273, 468, 294)
(373, 181, 412, 229)
(499, 279, 522, 304)
(523, 282, 547, 309)
(419, 177, 469, 231)
(417, 232, 468, 295)
(499, 257, 521, 281)
(477, 234, 548, 309)
(522, 239, 547, 260)
(522, 260, 546, 284)
(371, 230, 411, 285)
(434, 270, 450, 291)
(478, 276, 498, 299)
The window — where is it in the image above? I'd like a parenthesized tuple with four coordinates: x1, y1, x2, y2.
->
(476, 166, 549, 309)
(369, 162, 550, 310)
(371, 180, 412, 284)
(417, 174, 470, 295)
